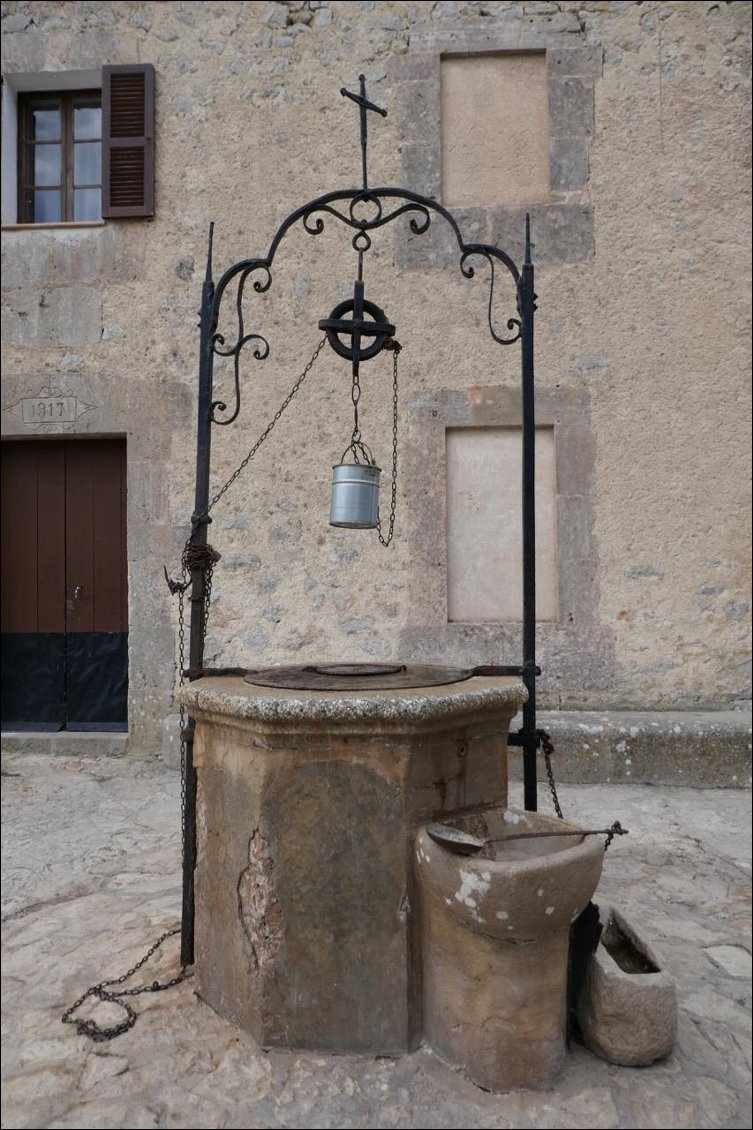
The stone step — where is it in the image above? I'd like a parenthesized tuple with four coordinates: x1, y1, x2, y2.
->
(1, 731, 129, 758)
(508, 710, 752, 789)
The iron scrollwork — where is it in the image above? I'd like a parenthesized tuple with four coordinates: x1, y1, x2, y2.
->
(210, 264, 271, 426)
(208, 186, 524, 428)
(300, 193, 432, 242)
(460, 247, 522, 346)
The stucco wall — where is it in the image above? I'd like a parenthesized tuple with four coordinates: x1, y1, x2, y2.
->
(1, 0, 751, 752)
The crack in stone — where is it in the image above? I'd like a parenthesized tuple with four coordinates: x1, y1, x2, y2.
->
(237, 829, 283, 975)
(2, 882, 110, 924)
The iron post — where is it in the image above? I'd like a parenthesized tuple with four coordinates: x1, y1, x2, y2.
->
(519, 215, 539, 811)
(181, 223, 215, 967)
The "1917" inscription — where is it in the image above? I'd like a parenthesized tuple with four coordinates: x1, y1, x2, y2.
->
(20, 396, 77, 424)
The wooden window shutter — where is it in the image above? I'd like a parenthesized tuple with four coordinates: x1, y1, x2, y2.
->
(102, 63, 154, 218)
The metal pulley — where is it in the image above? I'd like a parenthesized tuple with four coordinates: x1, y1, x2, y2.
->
(318, 279, 395, 367)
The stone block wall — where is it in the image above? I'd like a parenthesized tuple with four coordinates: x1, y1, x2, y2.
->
(1, 1, 750, 756)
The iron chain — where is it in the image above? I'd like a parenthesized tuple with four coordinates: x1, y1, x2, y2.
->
(350, 359, 362, 443)
(538, 729, 625, 852)
(539, 729, 564, 820)
(206, 337, 327, 516)
(86, 340, 327, 1045)
(603, 821, 627, 851)
(172, 337, 327, 850)
(178, 585, 187, 850)
(61, 927, 190, 1042)
(377, 340, 400, 548)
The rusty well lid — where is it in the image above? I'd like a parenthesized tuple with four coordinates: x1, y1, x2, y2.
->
(243, 662, 475, 691)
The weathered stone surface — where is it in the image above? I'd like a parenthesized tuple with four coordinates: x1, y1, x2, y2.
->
(578, 906, 678, 1066)
(1, 285, 102, 346)
(400, 386, 609, 695)
(181, 675, 525, 1054)
(1, 755, 751, 1126)
(481, 201, 595, 264)
(440, 53, 550, 208)
(0, 730, 128, 758)
(507, 709, 752, 788)
(416, 809, 604, 1091)
(703, 944, 752, 979)
(446, 426, 558, 622)
(161, 711, 182, 770)
(179, 673, 527, 733)
(547, 45, 604, 78)
(550, 138, 590, 192)
(1, 0, 750, 763)
(548, 77, 595, 139)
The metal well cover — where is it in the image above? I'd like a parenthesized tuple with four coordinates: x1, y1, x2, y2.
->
(244, 662, 475, 691)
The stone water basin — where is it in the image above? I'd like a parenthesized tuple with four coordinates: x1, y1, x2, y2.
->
(415, 808, 604, 1090)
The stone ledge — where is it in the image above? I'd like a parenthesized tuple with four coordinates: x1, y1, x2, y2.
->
(0, 731, 129, 757)
(178, 675, 527, 735)
(507, 711, 752, 789)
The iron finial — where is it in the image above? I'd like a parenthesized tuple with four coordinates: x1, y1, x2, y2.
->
(340, 76, 387, 192)
(339, 76, 388, 120)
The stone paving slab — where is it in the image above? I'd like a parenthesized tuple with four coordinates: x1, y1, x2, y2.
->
(1, 753, 751, 1130)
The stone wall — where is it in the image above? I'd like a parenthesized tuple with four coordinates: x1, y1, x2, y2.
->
(1, 1, 751, 756)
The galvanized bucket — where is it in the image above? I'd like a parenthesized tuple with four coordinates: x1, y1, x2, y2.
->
(329, 462, 382, 529)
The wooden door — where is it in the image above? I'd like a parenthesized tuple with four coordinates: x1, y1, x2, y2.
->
(1, 439, 128, 731)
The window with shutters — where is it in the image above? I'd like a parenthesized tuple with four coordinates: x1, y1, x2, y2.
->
(5, 63, 154, 226)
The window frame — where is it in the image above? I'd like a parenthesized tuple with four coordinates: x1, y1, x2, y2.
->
(17, 88, 102, 225)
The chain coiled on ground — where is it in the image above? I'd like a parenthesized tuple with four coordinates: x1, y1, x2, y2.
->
(61, 928, 190, 1042)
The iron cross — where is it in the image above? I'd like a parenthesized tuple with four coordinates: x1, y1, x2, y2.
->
(340, 74, 387, 192)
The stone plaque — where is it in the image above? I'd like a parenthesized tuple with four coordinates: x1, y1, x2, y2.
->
(446, 425, 558, 623)
(441, 53, 550, 208)
(20, 395, 78, 424)
(3, 385, 96, 432)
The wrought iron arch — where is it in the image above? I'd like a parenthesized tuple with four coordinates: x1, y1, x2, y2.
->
(207, 187, 525, 427)
(178, 78, 541, 967)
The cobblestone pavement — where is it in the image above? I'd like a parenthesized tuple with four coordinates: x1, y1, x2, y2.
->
(1, 753, 750, 1130)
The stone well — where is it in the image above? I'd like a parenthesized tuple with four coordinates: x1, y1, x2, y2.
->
(179, 672, 526, 1054)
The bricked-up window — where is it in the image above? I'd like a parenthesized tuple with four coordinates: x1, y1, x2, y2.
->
(102, 64, 154, 219)
(18, 92, 102, 223)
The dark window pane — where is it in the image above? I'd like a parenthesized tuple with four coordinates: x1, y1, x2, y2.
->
(33, 144, 61, 186)
(73, 188, 101, 222)
(20, 90, 103, 223)
(74, 142, 101, 186)
(33, 191, 62, 222)
(73, 105, 101, 141)
(29, 105, 61, 142)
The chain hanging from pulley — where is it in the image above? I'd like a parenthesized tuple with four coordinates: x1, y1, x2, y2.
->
(320, 270, 401, 545)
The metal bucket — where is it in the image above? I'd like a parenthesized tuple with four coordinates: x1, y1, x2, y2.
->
(329, 462, 381, 529)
